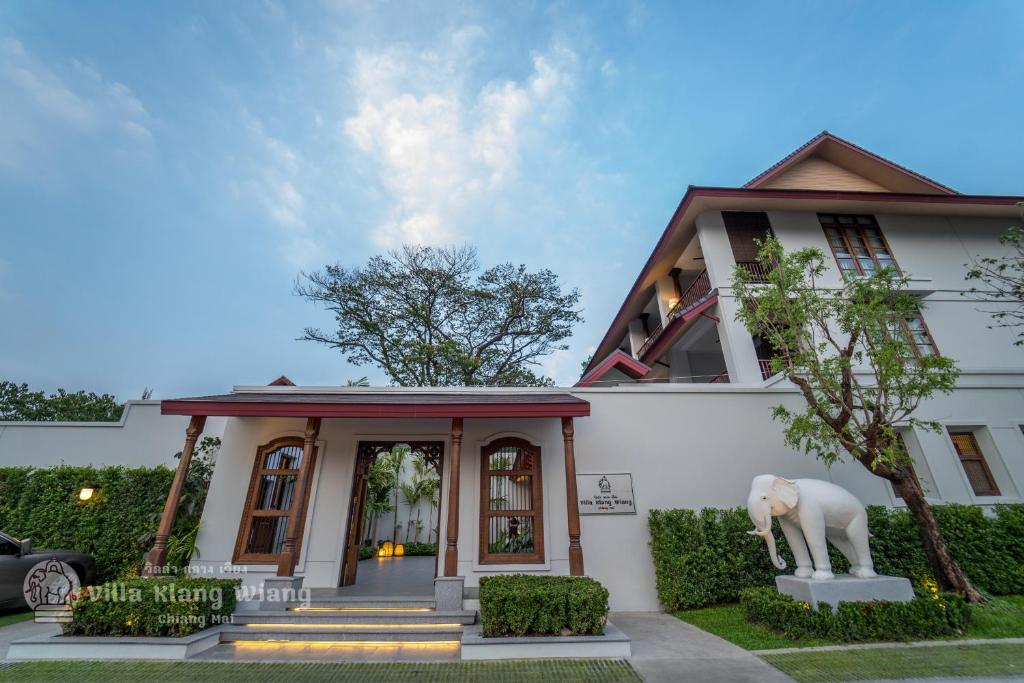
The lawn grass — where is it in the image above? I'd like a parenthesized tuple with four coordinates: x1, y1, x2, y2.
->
(675, 594, 1024, 651)
(762, 642, 1024, 682)
(0, 610, 33, 628)
(0, 659, 641, 683)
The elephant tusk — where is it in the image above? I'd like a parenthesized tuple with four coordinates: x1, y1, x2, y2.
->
(748, 528, 771, 537)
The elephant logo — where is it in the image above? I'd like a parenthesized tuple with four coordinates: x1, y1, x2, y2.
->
(598, 476, 612, 493)
(23, 558, 80, 610)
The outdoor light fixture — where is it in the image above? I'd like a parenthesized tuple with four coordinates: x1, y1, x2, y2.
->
(394, 543, 405, 557)
(377, 541, 394, 558)
(78, 486, 96, 501)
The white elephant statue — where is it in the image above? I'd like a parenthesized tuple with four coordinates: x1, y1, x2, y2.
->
(746, 475, 877, 580)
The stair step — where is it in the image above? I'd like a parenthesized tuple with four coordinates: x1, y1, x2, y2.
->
(287, 598, 436, 610)
(221, 624, 464, 643)
(233, 610, 476, 625)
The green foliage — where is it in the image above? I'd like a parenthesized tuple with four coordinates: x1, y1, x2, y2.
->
(649, 504, 1024, 611)
(965, 211, 1024, 346)
(295, 244, 583, 386)
(0, 466, 175, 582)
(740, 587, 970, 643)
(0, 381, 124, 422)
(731, 237, 959, 473)
(479, 575, 609, 637)
(64, 577, 239, 637)
(359, 542, 437, 560)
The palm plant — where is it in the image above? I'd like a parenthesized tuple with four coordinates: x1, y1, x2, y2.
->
(400, 481, 422, 543)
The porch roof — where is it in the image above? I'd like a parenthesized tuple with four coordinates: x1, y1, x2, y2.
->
(161, 388, 590, 419)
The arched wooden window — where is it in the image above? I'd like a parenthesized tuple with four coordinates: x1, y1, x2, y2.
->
(233, 437, 317, 564)
(479, 438, 544, 564)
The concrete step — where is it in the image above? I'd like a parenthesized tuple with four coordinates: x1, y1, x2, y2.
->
(287, 597, 436, 610)
(233, 609, 477, 625)
(220, 623, 465, 643)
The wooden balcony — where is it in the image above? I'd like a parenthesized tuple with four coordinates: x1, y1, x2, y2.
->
(736, 261, 772, 283)
(636, 270, 714, 360)
(758, 358, 777, 380)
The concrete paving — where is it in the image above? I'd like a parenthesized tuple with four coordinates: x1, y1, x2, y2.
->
(332, 555, 436, 598)
(612, 612, 794, 683)
(0, 618, 59, 659)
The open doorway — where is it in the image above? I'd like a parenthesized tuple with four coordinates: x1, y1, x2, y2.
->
(339, 441, 444, 596)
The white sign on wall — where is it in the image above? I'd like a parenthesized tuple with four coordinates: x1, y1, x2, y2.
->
(577, 473, 636, 515)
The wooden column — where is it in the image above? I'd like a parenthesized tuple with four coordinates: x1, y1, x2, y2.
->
(143, 415, 206, 576)
(562, 416, 585, 576)
(277, 417, 321, 576)
(443, 417, 464, 576)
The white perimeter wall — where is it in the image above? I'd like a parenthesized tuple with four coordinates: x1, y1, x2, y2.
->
(189, 381, 1024, 611)
(0, 401, 226, 468)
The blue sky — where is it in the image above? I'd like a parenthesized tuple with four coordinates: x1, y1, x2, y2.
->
(1, 1, 1022, 398)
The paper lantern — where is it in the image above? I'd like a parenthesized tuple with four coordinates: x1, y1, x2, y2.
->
(377, 541, 394, 557)
(394, 543, 405, 557)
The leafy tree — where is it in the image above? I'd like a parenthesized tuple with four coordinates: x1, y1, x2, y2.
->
(732, 237, 983, 602)
(965, 205, 1024, 345)
(296, 245, 582, 386)
(0, 381, 124, 422)
(363, 457, 396, 547)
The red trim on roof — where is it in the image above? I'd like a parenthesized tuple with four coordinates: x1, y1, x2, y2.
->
(743, 131, 957, 194)
(268, 375, 295, 386)
(639, 295, 719, 365)
(576, 350, 651, 387)
(582, 186, 1024, 375)
(161, 400, 590, 419)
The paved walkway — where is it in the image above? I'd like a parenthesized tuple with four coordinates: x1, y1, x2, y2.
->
(333, 555, 436, 598)
(611, 612, 794, 683)
(0, 619, 58, 659)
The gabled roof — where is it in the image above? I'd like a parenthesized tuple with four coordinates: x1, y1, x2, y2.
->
(268, 375, 295, 386)
(576, 350, 651, 387)
(744, 131, 957, 195)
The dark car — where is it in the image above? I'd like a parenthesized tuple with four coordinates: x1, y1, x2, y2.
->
(0, 531, 96, 609)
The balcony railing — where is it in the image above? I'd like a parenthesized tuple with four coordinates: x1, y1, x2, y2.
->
(736, 261, 772, 283)
(709, 371, 729, 383)
(758, 358, 777, 380)
(636, 270, 713, 359)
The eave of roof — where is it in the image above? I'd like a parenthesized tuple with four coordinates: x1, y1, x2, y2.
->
(162, 389, 590, 418)
(576, 350, 651, 387)
(583, 186, 1024, 374)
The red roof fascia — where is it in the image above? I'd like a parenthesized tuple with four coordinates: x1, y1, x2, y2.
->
(743, 132, 958, 194)
(576, 350, 651, 387)
(639, 295, 719, 365)
(582, 186, 1024, 374)
(161, 400, 590, 419)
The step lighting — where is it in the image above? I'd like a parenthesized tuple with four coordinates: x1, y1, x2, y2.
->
(234, 640, 460, 648)
(244, 623, 462, 629)
(289, 607, 434, 612)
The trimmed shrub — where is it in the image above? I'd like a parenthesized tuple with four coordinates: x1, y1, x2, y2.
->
(0, 466, 176, 583)
(358, 542, 437, 560)
(649, 504, 1024, 611)
(64, 577, 240, 637)
(740, 587, 971, 642)
(479, 575, 609, 637)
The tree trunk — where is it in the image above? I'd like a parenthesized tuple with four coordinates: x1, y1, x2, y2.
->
(893, 468, 986, 603)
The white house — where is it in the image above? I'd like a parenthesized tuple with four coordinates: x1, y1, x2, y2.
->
(7, 133, 1024, 614)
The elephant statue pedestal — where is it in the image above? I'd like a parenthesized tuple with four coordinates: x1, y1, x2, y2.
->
(776, 574, 914, 612)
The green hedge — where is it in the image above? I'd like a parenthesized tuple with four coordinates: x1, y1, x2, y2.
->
(649, 504, 1024, 611)
(479, 575, 609, 637)
(64, 577, 239, 637)
(0, 466, 176, 583)
(740, 587, 970, 642)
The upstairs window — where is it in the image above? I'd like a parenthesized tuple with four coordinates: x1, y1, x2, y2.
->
(724, 212, 774, 281)
(819, 214, 899, 277)
(948, 430, 1000, 497)
(234, 438, 316, 563)
(886, 313, 939, 358)
(479, 438, 545, 564)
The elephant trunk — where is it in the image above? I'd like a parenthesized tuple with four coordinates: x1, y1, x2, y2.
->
(747, 519, 787, 570)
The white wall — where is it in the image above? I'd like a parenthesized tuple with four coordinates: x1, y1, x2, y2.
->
(0, 401, 226, 468)
(189, 380, 1024, 611)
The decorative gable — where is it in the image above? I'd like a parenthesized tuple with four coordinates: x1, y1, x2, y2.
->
(759, 156, 890, 192)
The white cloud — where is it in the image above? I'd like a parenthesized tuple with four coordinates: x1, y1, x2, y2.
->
(343, 30, 578, 247)
(0, 37, 154, 178)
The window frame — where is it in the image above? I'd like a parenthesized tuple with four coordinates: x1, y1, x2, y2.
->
(948, 430, 1001, 497)
(819, 214, 900, 277)
(233, 436, 317, 564)
(886, 312, 940, 359)
(478, 437, 545, 565)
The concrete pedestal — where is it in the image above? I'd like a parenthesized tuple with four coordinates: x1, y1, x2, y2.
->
(261, 576, 304, 610)
(775, 574, 914, 612)
(434, 576, 464, 611)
